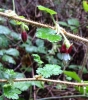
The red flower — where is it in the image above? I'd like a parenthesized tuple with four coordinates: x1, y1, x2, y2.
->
(21, 31, 27, 42)
(60, 44, 72, 54)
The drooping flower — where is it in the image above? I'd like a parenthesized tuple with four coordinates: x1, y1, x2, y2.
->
(60, 44, 72, 54)
(21, 31, 27, 42)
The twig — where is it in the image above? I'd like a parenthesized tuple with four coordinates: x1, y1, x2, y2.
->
(0, 12, 54, 29)
(0, 12, 88, 43)
(1, 78, 88, 86)
(32, 67, 36, 100)
(36, 95, 87, 100)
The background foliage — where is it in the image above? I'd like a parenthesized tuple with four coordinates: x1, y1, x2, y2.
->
(0, 0, 88, 100)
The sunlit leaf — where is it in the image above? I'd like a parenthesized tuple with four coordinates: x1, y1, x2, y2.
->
(36, 28, 62, 42)
(37, 64, 63, 78)
(32, 54, 43, 65)
(3, 69, 16, 79)
(37, 5, 57, 15)
(3, 85, 21, 99)
(64, 71, 81, 82)
(83, 1, 88, 12)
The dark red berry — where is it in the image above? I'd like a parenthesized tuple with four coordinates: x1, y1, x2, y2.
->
(21, 31, 27, 42)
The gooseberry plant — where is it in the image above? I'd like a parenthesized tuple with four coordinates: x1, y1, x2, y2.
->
(0, 4, 88, 100)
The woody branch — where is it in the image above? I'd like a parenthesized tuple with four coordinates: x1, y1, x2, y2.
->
(0, 12, 88, 43)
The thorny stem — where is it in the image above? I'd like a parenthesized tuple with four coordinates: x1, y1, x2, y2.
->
(0, 12, 88, 43)
(1, 78, 88, 86)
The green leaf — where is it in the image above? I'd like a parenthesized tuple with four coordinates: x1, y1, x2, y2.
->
(15, 72, 25, 78)
(31, 81, 44, 88)
(35, 39, 44, 47)
(0, 17, 6, 24)
(70, 26, 78, 33)
(37, 64, 63, 78)
(0, 96, 4, 100)
(36, 28, 62, 42)
(67, 18, 79, 27)
(10, 20, 18, 26)
(0, 50, 5, 56)
(32, 54, 43, 65)
(69, 65, 79, 70)
(0, 8, 5, 12)
(0, 63, 3, 69)
(2, 55, 16, 64)
(64, 71, 81, 82)
(0, 25, 11, 35)
(35, 39, 46, 54)
(25, 46, 38, 53)
(56, 84, 67, 90)
(10, 20, 22, 26)
(37, 46, 46, 54)
(83, 1, 88, 12)
(13, 82, 31, 91)
(3, 69, 16, 79)
(37, 5, 57, 15)
(3, 85, 21, 99)
(66, 76, 72, 81)
(59, 21, 68, 27)
(46, 56, 58, 64)
(75, 81, 88, 94)
(13, 81, 44, 91)
(5, 48, 19, 57)
(10, 32, 21, 40)
(69, 65, 88, 74)
(21, 23, 29, 31)
(0, 35, 9, 48)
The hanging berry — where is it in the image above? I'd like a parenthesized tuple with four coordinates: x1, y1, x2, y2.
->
(21, 31, 27, 42)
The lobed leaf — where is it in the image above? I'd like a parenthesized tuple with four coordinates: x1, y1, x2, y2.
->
(32, 54, 43, 65)
(3, 85, 21, 99)
(37, 64, 63, 78)
(36, 28, 62, 42)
